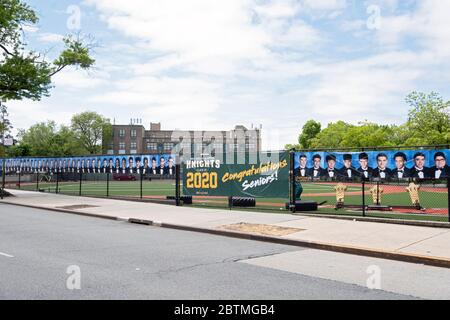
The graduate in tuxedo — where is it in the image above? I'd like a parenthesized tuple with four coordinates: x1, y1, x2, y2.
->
(338, 154, 358, 181)
(121, 158, 127, 174)
(309, 154, 325, 179)
(142, 157, 150, 175)
(167, 157, 176, 176)
(357, 152, 373, 180)
(80, 159, 87, 174)
(107, 158, 114, 174)
(53, 160, 58, 175)
(76, 160, 82, 174)
(431, 152, 450, 179)
(95, 159, 101, 174)
(158, 156, 169, 175)
(324, 154, 338, 180)
(391, 152, 411, 179)
(295, 154, 310, 178)
(114, 158, 121, 174)
(127, 157, 135, 174)
(410, 152, 431, 179)
(135, 157, 143, 175)
(372, 153, 392, 180)
(150, 157, 158, 175)
(90, 158, 96, 174)
(102, 158, 108, 174)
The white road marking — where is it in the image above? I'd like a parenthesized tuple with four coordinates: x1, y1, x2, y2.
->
(0, 251, 14, 258)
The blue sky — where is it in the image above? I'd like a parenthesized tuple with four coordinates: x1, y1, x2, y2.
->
(8, 0, 450, 149)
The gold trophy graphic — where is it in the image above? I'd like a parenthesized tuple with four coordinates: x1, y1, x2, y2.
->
(334, 183, 348, 209)
(406, 182, 423, 210)
(369, 185, 384, 205)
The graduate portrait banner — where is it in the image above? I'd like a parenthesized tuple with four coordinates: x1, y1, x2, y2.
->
(183, 151, 290, 198)
(0, 154, 177, 176)
(295, 149, 450, 179)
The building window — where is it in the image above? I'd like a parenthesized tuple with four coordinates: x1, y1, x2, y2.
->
(131, 142, 137, 149)
(146, 143, 157, 151)
(119, 142, 125, 149)
(164, 143, 174, 151)
(131, 129, 137, 138)
(119, 129, 125, 138)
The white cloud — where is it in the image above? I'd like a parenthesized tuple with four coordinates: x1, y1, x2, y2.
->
(302, 0, 347, 11)
(53, 69, 108, 90)
(374, 0, 450, 55)
(37, 33, 65, 43)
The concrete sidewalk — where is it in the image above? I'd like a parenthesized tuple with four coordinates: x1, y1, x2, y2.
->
(2, 189, 450, 268)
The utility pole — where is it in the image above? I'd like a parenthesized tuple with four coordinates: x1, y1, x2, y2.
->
(0, 100, 6, 199)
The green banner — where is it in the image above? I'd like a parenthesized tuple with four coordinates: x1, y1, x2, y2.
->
(182, 152, 290, 198)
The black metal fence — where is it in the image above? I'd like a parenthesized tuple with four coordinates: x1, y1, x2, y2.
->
(2, 171, 177, 204)
(2, 164, 449, 223)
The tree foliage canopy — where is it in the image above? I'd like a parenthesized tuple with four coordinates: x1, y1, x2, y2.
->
(0, 0, 95, 101)
(71, 112, 112, 155)
(287, 92, 450, 150)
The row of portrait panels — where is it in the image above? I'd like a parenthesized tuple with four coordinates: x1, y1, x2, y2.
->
(0, 154, 177, 176)
(294, 149, 450, 180)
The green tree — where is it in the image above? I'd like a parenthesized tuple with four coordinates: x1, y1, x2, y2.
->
(309, 121, 353, 148)
(18, 121, 87, 156)
(298, 120, 321, 149)
(0, 0, 95, 101)
(0, 102, 13, 156)
(405, 92, 450, 145)
(6, 143, 30, 157)
(340, 122, 397, 148)
(71, 112, 112, 155)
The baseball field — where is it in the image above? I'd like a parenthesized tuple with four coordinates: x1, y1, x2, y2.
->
(11, 178, 448, 222)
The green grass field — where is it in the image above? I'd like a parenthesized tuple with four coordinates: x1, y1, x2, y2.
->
(10, 179, 449, 222)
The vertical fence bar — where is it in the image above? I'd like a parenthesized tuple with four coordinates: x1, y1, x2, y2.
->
(362, 178, 366, 217)
(107, 172, 110, 198)
(18, 170, 21, 190)
(175, 164, 181, 206)
(36, 172, 39, 192)
(140, 173, 143, 200)
(55, 171, 59, 194)
(1, 160, 5, 199)
(290, 150, 296, 214)
(447, 177, 450, 223)
(79, 172, 82, 196)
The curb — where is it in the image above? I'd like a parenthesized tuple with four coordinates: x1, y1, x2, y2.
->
(2, 200, 450, 269)
(0, 201, 118, 221)
(294, 213, 450, 229)
(128, 218, 450, 269)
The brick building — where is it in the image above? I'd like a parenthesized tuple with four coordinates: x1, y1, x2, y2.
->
(105, 123, 261, 156)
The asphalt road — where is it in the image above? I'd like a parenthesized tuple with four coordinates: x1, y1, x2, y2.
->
(0, 203, 444, 300)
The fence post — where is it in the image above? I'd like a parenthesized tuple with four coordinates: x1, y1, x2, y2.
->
(290, 150, 296, 214)
(36, 172, 39, 192)
(55, 171, 59, 194)
(447, 177, 450, 223)
(175, 164, 181, 206)
(362, 178, 366, 217)
(140, 173, 143, 200)
(1, 160, 5, 199)
(18, 170, 21, 190)
(79, 172, 82, 196)
(107, 172, 110, 198)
